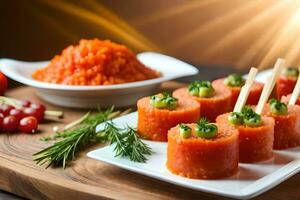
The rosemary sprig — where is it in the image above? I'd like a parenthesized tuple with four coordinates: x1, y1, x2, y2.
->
(100, 123, 152, 162)
(33, 107, 152, 169)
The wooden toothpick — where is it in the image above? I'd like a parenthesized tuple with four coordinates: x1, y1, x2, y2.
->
(255, 58, 285, 114)
(288, 67, 300, 105)
(233, 67, 258, 113)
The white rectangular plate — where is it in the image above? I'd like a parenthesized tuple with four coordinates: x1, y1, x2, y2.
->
(87, 69, 300, 199)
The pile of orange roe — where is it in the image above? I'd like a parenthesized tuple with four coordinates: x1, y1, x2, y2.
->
(32, 39, 160, 85)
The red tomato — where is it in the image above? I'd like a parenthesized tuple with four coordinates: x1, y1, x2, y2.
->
(0, 72, 7, 95)
(2, 115, 19, 132)
(19, 116, 38, 133)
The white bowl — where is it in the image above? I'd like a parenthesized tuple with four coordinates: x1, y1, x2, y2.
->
(0, 52, 198, 108)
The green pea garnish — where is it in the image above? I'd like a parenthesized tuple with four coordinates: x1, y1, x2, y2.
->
(242, 106, 262, 127)
(269, 99, 288, 115)
(228, 112, 243, 125)
(178, 124, 192, 139)
(150, 92, 178, 110)
(283, 67, 299, 77)
(188, 81, 214, 98)
(195, 118, 218, 139)
(224, 74, 245, 87)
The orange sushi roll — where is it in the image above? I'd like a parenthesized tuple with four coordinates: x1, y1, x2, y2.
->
(173, 81, 231, 122)
(216, 107, 274, 163)
(276, 67, 298, 99)
(262, 99, 300, 149)
(212, 74, 263, 109)
(137, 92, 200, 141)
(167, 120, 239, 179)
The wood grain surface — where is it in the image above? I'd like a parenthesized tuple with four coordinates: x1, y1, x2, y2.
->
(1, 85, 300, 200)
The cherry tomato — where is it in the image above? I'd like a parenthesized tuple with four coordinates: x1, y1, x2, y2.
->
(2, 115, 19, 132)
(9, 109, 24, 120)
(20, 100, 31, 107)
(30, 103, 46, 113)
(0, 113, 3, 130)
(0, 104, 14, 116)
(23, 107, 44, 122)
(19, 116, 38, 133)
(0, 72, 7, 95)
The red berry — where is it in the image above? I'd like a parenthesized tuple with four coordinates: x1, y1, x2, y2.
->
(20, 100, 31, 107)
(0, 113, 3, 130)
(0, 104, 14, 116)
(30, 103, 46, 113)
(2, 115, 19, 132)
(19, 116, 38, 133)
(23, 107, 44, 123)
(9, 109, 24, 120)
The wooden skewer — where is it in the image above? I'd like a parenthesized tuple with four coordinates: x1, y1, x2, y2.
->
(255, 58, 285, 114)
(233, 67, 258, 113)
(288, 67, 300, 105)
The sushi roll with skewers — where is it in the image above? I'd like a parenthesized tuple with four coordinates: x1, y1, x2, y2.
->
(261, 99, 300, 149)
(173, 80, 231, 122)
(212, 74, 263, 109)
(217, 60, 285, 163)
(167, 118, 239, 179)
(217, 106, 275, 163)
(137, 92, 200, 141)
(276, 67, 299, 99)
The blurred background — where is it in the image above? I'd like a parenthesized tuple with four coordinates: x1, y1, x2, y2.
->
(1, 0, 300, 81)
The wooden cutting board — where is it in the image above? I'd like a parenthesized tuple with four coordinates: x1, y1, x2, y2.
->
(1, 85, 300, 200)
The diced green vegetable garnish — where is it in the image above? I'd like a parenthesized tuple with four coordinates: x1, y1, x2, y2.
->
(269, 99, 288, 115)
(179, 124, 192, 139)
(150, 92, 178, 110)
(195, 118, 217, 139)
(224, 74, 245, 87)
(228, 112, 243, 125)
(188, 81, 214, 98)
(283, 67, 299, 77)
(242, 106, 262, 127)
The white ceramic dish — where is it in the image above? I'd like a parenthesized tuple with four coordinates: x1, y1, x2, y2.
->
(0, 52, 198, 108)
(87, 70, 300, 200)
(88, 112, 300, 200)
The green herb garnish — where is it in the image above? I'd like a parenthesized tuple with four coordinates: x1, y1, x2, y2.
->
(33, 107, 152, 169)
(188, 81, 214, 98)
(283, 67, 299, 77)
(224, 74, 245, 87)
(228, 106, 262, 127)
(241, 106, 262, 127)
(195, 118, 218, 139)
(228, 112, 243, 125)
(269, 99, 288, 115)
(178, 123, 192, 139)
(150, 92, 178, 110)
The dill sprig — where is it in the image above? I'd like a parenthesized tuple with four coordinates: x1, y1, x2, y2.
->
(33, 107, 152, 169)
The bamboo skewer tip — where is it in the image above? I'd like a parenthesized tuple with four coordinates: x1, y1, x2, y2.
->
(233, 67, 258, 113)
(288, 67, 300, 105)
(255, 58, 286, 114)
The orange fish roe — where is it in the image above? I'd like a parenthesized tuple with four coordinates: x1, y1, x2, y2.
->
(32, 39, 160, 85)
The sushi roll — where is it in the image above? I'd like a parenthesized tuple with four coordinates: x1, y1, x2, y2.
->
(276, 67, 299, 99)
(212, 74, 263, 109)
(167, 119, 239, 179)
(262, 99, 300, 149)
(137, 92, 200, 141)
(216, 106, 275, 163)
(173, 81, 231, 122)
